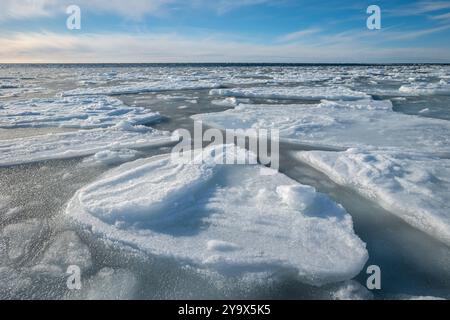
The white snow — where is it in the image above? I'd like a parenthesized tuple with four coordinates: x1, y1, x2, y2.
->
(0, 96, 161, 129)
(209, 86, 369, 101)
(0, 126, 171, 166)
(296, 148, 450, 245)
(399, 82, 450, 95)
(66, 144, 368, 285)
(332, 281, 373, 300)
(82, 149, 140, 166)
(192, 100, 450, 153)
(62, 80, 221, 96)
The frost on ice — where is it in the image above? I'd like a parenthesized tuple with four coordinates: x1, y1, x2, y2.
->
(0, 126, 171, 166)
(192, 99, 450, 152)
(0, 96, 161, 129)
(66, 144, 368, 286)
(296, 149, 450, 245)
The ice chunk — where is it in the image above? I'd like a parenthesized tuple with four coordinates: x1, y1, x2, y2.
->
(0, 126, 171, 167)
(399, 82, 450, 95)
(0, 96, 161, 129)
(63, 80, 220, 96)
(66, 144, 368, 285)
(192, 101, 450, 153)
(332, 281, 373, 300)
(82, 149, 140, 166)
(296, 149, 450, 245)
(210, 86, 369, 101)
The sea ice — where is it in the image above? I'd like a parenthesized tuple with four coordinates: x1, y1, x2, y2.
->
(62, 80, 221, 96)
(209, 86, 369, 101)
(66, 144, 368, 285)
(0, 96, 161, 129)
(399, 82, 450, 95)
(296, 149, 450, 245)
(192, 100, 450, 153)
(0, 126, 171, 166)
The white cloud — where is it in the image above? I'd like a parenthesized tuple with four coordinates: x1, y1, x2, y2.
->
(277, 28, 322, 42)
(1, 31, 449, 63)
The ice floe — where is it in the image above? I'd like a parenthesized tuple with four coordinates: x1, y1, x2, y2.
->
(0, 126, 171, 166)
(399, 81, 450, 96)
(192, 100, 450, 152)
(66, 144, 368, 285)
(209, 86, 369, 101)
(0, 96, 161, 129)
(296, 148, 450, 245)
(62, 80, 221, 96)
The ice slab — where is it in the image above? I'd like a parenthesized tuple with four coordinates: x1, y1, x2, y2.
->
(192, 100, 450, 153)
(209, 87, 369, 101)
(63, 80, 221, 96)
(0, 96, 161, 129)
(296, 149, 450, 245)
(66, 144, 368, 285)
(0, 126, 171, 167)
(399, 81, 450, 95)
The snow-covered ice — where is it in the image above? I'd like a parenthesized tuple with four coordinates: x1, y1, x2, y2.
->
(0, 96, 161, 129)
(192, 99, 450, 152)
(66, 144, 368, 285)
(210, 86, 369, 101)
(296, 149, 450, 245)
(0, 126, 171, 166)
(63, 80, 221, 96)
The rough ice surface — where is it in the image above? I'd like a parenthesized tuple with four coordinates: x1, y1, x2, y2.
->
(63, 80, 221, 96)
(33, 231, 92, 273)
(399, 81, 450, 95)
(67, 268, 137, 300)
(66, 144, 368, 285)
(332, 281, 374, 300)
(0, 96, 161, 129)
(210, 86, 369, 101)
(296, 149, 450, 245)
(0, 126, 171, 166)
(82, 149, 141, 166)
(192, 100, 450, 152)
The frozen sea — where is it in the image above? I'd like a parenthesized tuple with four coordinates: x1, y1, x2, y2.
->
(0, 64, 450, 300)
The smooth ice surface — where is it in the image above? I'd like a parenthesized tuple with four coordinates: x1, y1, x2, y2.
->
(0, 96, 161, 129)
(209, 86, 369, 101)
(296, 149, 450, 245)
(192, 99, 450, 153)
(66, 145, 368, 285)
(0, 126, 171, 166)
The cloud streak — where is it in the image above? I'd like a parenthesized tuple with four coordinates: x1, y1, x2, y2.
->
(1, 31, 449, 63)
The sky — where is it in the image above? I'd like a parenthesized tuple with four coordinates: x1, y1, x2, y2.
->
(1, 0, 450, 63)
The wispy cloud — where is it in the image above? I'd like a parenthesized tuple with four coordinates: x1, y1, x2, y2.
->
(1, 31, 449, 63)
(432, 11, 450, 20)
(386, 24, 450, 40)
(386, 0, 450, 16)
(277, 28, 322, 42)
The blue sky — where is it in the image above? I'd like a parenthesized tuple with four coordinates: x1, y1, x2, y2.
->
(1, 0, 450, 63)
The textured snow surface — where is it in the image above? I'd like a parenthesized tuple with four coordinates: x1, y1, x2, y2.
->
(0, 96, 161, 129)
(209, 86, 369, 101)
(192, 100, 450, 152)
(296, 149, 450, 245)
(0, 126, 171, 166)
(66, 144, 368, 285)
